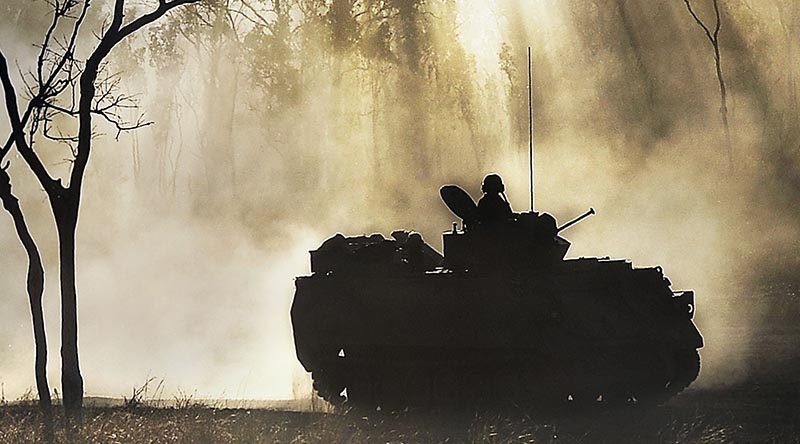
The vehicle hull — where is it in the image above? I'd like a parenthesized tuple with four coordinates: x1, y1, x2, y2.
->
(292, 257, 703, 409)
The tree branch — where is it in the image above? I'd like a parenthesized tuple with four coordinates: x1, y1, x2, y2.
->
(682, 0, 715, 45)
(0, 51, 59, 192)
(39, 0, 89, 98)
(111, 0, 126, 32)
(71, 0, 199, 190)
(239, 0, 277, 29)
(1, 0, 87, 170)
(99, 112, 154, 140)
(37, 0, 64, 88)
(118, 0, 201, 43)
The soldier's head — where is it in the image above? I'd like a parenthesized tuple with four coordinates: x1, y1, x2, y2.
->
(481, 173, 505, 194)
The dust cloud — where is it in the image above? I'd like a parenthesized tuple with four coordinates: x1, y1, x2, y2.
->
(1, 0, 799, 400)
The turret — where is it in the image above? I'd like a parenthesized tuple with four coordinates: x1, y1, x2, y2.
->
(439, 185, 594, 271)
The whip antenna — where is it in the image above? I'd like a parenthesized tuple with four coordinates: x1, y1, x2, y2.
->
(527, 46, 535, 211)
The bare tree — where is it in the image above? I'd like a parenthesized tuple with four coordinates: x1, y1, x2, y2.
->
(775, 1, 798, 128)
(0, 0, 198, 415)
(682, 0, 733, 167)
(0, 150, 50, 410)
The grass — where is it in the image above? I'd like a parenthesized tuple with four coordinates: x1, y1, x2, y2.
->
(2, 382, 800, 443)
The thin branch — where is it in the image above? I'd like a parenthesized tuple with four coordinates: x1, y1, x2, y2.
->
(40, 0, 89, 97)
(118, 0, 201, 42)
(682, 0, 732, 167)
(0, 0, 87, 165)
(682, 0, 715, 45)
(0, 51, 58, 191)
(68, 0, 199, 189)
(38, 94, 153, 141)
(99, 113, 154, 140)
(239, 0, 277, 28)
(43, 118, 79, 144)
(37, 0, 63, 88)
(227, 8, 264, 29)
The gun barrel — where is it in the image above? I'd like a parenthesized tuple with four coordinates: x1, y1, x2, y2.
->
(557, 207, 596, 233)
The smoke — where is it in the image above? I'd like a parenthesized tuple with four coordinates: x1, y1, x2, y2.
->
(1, 0, 799, 400)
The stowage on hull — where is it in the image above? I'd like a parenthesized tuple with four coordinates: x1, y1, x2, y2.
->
(292, 242, 703, 410)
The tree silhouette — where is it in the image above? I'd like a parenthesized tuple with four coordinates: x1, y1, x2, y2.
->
(0, 0, 199, 416)
(0, 152, 49, 411)
(682, 0, 733, 167)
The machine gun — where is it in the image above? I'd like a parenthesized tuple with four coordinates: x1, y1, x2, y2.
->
(557, 208, 596, 233)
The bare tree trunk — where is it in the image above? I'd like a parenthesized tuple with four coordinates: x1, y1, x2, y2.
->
(200, 39, 237, 208)
(370, 68, 382, 185)
(712, 41, 733, 166)
(52, 191, 83, 414)
(0, 169, 51, 410)
(228, 64, 240, 196)
(777, 2, 798, 124)
(131, 131, 141, 186)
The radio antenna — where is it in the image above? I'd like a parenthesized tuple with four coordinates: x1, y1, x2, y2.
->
(527, 46, 535, 212)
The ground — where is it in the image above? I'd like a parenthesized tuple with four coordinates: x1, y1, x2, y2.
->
(1, 381, 799, 444)
(2, 281, 798, 443)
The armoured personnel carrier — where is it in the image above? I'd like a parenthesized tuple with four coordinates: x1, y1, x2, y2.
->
(291, 183, 703, 410)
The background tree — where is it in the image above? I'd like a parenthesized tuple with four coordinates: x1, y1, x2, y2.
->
(0, 0, 199, 415)
(682, 0, 733, 167)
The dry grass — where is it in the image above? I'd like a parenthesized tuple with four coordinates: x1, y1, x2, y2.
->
(2, 384, 799, 444)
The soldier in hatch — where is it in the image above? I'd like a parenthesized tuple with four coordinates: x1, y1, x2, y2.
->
(477, 173, 513, 225)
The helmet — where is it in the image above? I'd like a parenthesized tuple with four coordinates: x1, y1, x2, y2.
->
(481, 174, 505, 194)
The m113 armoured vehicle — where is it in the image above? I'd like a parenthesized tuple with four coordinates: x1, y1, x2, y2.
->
(291, 178, 703, 410)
